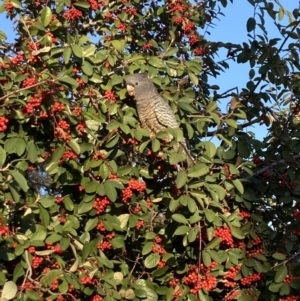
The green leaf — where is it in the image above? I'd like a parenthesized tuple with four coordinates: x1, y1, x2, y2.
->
(148, 57, 165, 68)
(275, 266, 287, 283)
(226, 119, 237, 128)
(272, 253, 286, 260)
(269, 282, 283, 292)
(188, 72, 199, 85)
(27, 141, 37, 163)
(172, 213, 188, 224)
(111, 40, 126, 52)
(0, 146, 6, 166)
(176, 170, 187, 189)
(40, 6, 52, 27)
(232, 179, 244, 194)
(78, 201, 94, 215)
(278, 7, 284, 21)
(144, 253, 160, 269)
(57, 76, 79, 88)
(104, 181, 117, 202)
(164, 47, 178, 57)
(204, 209, 215, 223)
(9, 170, 29, 192)
(187, 163, 209, 178)
(85, 218, 98, 232)
(174, 225, 190, 235)
(63, 47, 72, 64)
(82, 61, 93, 76)
(1, 281, 17, 300)
(246, 17, 256, 32)
(71, 44, 82, 58)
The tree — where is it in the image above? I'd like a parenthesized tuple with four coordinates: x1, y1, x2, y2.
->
(0, 0, 300, 300)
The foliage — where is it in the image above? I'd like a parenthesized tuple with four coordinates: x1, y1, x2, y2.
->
(0, 0, 300, 301)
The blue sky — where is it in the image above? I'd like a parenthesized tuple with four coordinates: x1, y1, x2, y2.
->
(0, 0, 296, 141)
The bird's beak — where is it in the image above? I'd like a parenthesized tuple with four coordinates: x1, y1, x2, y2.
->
(126, 84, 135, 96)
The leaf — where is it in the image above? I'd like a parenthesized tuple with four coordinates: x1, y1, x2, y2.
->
(85, 218, 98, 232)
(187, 163, 209, 178)
(82, 61, 93, 76)
(174, 225, 190, 235)
(40, 6, 52, 27)
(172, 213, 188, 224)
(275, 266, 288, 283)
(226, 119, 237, 128)
(117, 214, 129, 229)
(246, 17, 256, 32)
(57, 76, 79, 88)
(71, 44, 82, 58)
(272, 253, 286, 260)
(104, 180, 117, 202)
(27, 141, 37, 163)
(9, 170, 29, 192)
(204, 209, 215, 223)
(176, 170, 187, 189)
(144, 253, 160, 269)
(278, 7, 284, 21)
(78, 201, 94, 214)
(188, 71, 199, 85)
(63, 47, 72, 64)
(125, 288, 135, 300)
(0, 146, 6, 166)
(111, 40, 126, 52)
(1, 281, 17, 300)
(148, 57, 165, 68)
(232, 179, 244, 194)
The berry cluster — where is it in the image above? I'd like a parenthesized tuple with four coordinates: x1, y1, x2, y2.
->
(55, 196, 64, 204)
(64, 7, 83, 20)
(97, 240, 112, 251)
(51, 102, 65, 113)
(0, 222, 9, 236)
(238, 211, 251, 219)
(90, 294, 104, 301)
(152, 244, 166, 254)
(9, 51, 24, 65)
(252, 156, 263, 164)
(194, 47, 206, 56)
(81, 276, 96, 285)
(214, 227, 234, 248)
(5, 2, 14, 13)
(169, 278, 180, 287)
(96, 221, 106, 232)
(157, 259, 166, 268)
(104, 90, 116, 103)
(51, 278, 59, 290)
(240, 273, 262, 286)
(63, 150, 78, 161)
(279, 295, 300, 301)
(136, 220, 144, 229)
(88, 0, 99, 10)
(93, 196, 110, 214)
(293, 209, 300, 220)
(22, 77, 36, 88)
(122, 179, 146, 203)
(225, 290, 240, 300)
(0, 117, 9, 132)
(32, 256, 43, 269)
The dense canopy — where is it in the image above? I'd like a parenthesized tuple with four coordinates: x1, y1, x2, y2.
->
(0, 0, 300, 301)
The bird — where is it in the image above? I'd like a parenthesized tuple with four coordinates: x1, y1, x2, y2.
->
(125, 72, 195, 165)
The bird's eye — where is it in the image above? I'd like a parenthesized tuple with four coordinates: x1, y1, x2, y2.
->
(135, 82, 138, 86)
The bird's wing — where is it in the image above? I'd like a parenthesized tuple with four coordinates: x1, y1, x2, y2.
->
(152, 94, 179, 129)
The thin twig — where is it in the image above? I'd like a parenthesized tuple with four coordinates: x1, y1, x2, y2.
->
(0, 80, 48, 103)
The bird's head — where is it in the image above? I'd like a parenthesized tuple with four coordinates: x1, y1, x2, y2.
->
(125, 73, 153, 98)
